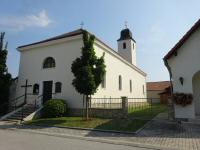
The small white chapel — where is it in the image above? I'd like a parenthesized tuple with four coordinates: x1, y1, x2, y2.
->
(11, 27, 147, 109)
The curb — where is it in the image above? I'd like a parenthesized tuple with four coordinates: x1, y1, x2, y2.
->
(22, 123, 137, 135)
(7, 126, 179, 150)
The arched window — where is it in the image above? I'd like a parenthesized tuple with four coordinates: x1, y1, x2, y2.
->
(119, 75, 122, 90)
(55, 82, 62, 93)
(123, 42, 126, 49)
(33, 84, 39, 94)
(43, 57, 56, 69)
(130, 80, 132, 93)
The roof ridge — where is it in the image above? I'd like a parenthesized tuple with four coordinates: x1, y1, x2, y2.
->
(164, 18, 200, 60)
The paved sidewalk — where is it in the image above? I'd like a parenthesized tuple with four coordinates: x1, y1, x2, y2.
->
(1, 115, 200, 150)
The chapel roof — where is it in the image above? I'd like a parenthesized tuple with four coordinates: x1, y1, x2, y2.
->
(17, 29, 146, 76)
(164, 18, 200, 60)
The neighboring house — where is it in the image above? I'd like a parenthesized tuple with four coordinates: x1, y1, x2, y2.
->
(12, 28, 147, 113)
(147, 81, 171, 104)
(164, 18, 200, 119)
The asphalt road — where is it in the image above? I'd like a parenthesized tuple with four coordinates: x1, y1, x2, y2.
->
(0, 129, 152, 150)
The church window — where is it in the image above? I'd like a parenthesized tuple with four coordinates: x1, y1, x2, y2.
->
(133, 43, 134, 49)
(130, 80, 132, 93)
(143, 85, 145, 94)
(33, 84, 39, 94)
(43, 57, 56, 69)
(55, 82, 62, 93)
(123, 42, 126, 49)
(119, 75, 122, 90)
(101, 73, 106, 88)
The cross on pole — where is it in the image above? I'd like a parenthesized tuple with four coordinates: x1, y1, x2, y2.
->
(125, 21, 128, 29)
(80, 21, 84, 29)
(21, 79, 32, 104)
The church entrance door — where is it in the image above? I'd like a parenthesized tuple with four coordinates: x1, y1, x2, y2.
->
(43, 81, 53, 104)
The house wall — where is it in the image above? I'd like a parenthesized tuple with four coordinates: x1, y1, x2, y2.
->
(147, 90, 161, 103)
(15, 34, 146, 109)
(167, 27, 200, 119)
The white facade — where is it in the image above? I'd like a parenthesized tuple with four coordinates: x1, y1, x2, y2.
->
(14, 29, 147, 109)
(165, 23, 200, 119)
(118, 39, 136, 65)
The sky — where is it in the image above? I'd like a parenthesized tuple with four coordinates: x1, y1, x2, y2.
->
(0, 0, 200, 81)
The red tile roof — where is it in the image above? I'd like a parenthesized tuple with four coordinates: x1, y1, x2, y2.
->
(164, 18, 200, 60)
(147, 81, 170, 91)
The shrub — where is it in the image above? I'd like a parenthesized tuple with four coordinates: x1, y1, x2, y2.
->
(42, 99, 67, 118)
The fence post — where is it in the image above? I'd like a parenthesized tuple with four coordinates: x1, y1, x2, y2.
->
(121, 96, 128, 118)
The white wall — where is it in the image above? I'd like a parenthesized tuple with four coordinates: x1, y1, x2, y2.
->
(15, 34, 146, 109)
(147, 91, 160, 103)
(94, 41, 146, 100)
(167, 27, 200, 119)
(16, 35, 83, 108)
(118, 39, 136, 65)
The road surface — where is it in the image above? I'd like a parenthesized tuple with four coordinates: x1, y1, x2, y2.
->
(0, 129, 152, 150)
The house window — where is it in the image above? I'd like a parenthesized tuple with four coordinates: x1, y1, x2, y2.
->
(119, 75, 122, 90)
(55, 82, 62, 93)
(123, 42, 126, 49)
(33, 84, 39, 94)
(43, 57, 56, 69)
(133, 43, 134, 49)
(130, 80, 132, 93)
(101, 73, 106, 88)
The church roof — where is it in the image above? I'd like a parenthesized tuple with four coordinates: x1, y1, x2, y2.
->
(18, 29, 83, 49)
(164, 18, 200, 60)
(18, 29, 146, 76)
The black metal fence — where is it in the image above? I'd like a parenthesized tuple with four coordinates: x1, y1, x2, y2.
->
(127, 98, 153, 111)
(90, 98, 122, 109)
(90, 97, 156, 110)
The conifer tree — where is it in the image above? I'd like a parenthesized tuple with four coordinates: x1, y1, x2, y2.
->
(71, 30, 106, 119)
(0, 32, 11, 114)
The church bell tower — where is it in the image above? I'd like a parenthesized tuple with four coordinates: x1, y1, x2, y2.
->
(117, 27, 136, 66)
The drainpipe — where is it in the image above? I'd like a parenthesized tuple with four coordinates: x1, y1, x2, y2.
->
(163, 58, 173, 94)
(163, 58, 175, 120)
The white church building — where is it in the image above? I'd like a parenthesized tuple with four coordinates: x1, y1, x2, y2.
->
(13, 28, 147, 109)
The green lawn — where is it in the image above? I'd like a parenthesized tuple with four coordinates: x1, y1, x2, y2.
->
(25, 104, 167, 132)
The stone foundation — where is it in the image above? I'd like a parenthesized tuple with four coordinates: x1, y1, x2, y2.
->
(68, 108, 127, 118)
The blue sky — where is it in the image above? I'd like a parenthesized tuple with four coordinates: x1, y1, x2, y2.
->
(1, 0, 200, 81)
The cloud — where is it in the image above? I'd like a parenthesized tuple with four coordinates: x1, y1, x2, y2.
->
(0, 10, 52, 31)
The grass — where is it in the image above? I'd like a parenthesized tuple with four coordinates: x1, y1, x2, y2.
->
(25, 104, 167, 132)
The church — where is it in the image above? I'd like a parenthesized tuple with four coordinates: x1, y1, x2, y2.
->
(12, 27, 147, 109)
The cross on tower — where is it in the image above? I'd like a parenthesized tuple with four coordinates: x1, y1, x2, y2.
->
(125, 21, 128, 29)
(21, 79, 32, 103)
(80, 21, 84, 29)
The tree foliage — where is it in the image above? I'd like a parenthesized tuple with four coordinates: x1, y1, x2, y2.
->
(0, 32, 11, 113)
(71, 30, 106, 96)
(71, 30, 106, 119)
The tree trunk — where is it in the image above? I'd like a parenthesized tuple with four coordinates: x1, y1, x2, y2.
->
(86, 95, 89, 120)
(82, 95, 85, 119)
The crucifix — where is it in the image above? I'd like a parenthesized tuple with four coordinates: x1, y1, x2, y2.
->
(21, 79, 32, 103)
(125, 21, 128, 29)
(80, 21, 84, 29)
